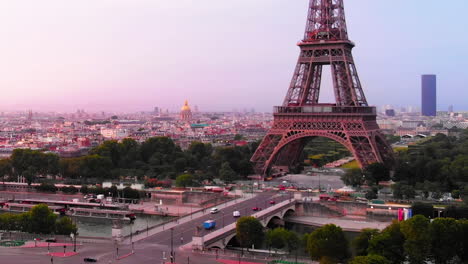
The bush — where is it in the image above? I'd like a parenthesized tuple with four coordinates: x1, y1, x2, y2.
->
(61, 186, 78, 194)
(35, 183, 57, 193)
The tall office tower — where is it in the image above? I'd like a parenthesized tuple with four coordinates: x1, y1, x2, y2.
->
(421, 75, 437, 116)
(448, 105, 454, 113)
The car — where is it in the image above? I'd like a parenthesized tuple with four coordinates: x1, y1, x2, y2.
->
(83, 257, 97, 262)
(45, 238, 57, 243)
(269, 200, 276, 205)
(233, 211, 240, 217)
(210, 208, 219, 214)
(203, 220, 216, 230)
(252, 207, 261, 211)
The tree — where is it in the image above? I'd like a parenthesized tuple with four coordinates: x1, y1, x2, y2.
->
(219, 162, 237, 183)
(266, 228, 288, 250)
(365, 189, 378, 200)
(352, 228, 379, 256)
(29, 204, 57, 234)
(56, 216, 78, 235)
(285, 231, 300, 254)
(368, 221, 405, 264)
(458, 220, 468, 263)
(400, 215, 431, 264)
(341, 169, 364, 188)
(236, 216, 264, 249)
(392, 183, 416, 199)
(35, 183, 58, 193)
(307, 224, 349, 263)
(349, 255, 391, 264)
(430, 218, 460, 264)
(175, 174, 194, 188)
(0, 159, 12, 182)
(364, 163, 390, 185)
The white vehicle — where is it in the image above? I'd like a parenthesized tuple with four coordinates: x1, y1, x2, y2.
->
(233, 211, 240, 217)
(210, 208, 219, 214)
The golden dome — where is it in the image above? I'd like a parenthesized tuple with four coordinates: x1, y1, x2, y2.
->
(181, 100, 191, 111)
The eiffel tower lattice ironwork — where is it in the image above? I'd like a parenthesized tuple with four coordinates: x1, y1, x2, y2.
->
(251, 0, 394, 176)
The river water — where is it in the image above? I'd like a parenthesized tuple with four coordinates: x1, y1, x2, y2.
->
(72, 214, 171, 237)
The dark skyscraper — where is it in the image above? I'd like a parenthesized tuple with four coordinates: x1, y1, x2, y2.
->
(421, 74, 437, 116)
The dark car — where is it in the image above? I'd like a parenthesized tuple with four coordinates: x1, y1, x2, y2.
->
(45, 238, 57, 243)
(84, 257, 97, 262)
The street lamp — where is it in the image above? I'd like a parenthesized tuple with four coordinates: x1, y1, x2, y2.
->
(170, 228, 174, 263)
(222, 211, 225, 228)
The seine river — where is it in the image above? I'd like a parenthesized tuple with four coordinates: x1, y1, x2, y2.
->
(72, 214, 171, 237)
(0, 211, 171, 238)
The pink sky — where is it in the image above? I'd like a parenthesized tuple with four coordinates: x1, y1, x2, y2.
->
(1, 0, 467, 112)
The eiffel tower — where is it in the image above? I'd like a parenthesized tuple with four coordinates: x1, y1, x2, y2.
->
(251, 0, 394, 176)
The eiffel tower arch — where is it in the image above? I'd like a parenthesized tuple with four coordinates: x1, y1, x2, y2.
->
(251, 0, 394, 176)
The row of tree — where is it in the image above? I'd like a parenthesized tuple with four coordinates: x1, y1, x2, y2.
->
(0, 137, 257, 185)
(0, 204, 77, 235)
(392, 130, 468, 197)
(235, 214, 468, 264)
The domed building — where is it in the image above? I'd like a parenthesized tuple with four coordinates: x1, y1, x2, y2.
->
(180, 100, 192, 121)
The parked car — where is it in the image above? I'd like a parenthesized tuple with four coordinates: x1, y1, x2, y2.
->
(210, 208, 219, 214)
(233, 211, 240, 217)
(84, 257, 97, 262)
(45, 238, 57, 243)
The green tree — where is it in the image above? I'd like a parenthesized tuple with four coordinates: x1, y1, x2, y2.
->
(349, 255, 391, 264)
(368, 221, 405, 264)
(285, 231, 300, 254)
(352, 228, 379, 256)
(29, 204, 57, 234)
(307, 224, 349, 263)
(56, 216, 78, 235)
(0, 158, 12, 182)
(341, 169, 364, 188)
(219, 162, 237, 183)
(236, 216, 264, 249)
(401, 215, 431, 264)
(266, 228, 288, 250)
(175, 174, 194, 188)
(364, 163, 390, 185)
(458, 219, 468, 263)
(430, 218, 460, 264)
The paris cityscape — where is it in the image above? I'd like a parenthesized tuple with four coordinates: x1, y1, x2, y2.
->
(1, 1, 468, 264)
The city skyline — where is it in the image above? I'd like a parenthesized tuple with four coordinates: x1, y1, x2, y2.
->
(1, 0, 467, 112)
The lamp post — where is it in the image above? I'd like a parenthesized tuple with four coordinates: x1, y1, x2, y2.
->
(170, 228, 174, 263)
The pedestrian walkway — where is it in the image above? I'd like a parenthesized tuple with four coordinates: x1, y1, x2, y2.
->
(48, 252, 78, 257)
(20, 242, 78, 248)
(218, 259, 264, 264)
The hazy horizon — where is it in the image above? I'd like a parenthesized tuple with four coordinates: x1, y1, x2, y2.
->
(1, 0, 467, 112)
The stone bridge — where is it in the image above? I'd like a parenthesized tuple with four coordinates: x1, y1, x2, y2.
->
(191, 199, 297, 250)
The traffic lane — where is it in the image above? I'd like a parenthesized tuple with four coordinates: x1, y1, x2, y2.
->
(143, 192, 275, 244)
(145, 192, 288, 246)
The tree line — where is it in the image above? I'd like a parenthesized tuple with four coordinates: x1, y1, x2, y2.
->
(341, 129, 468, 202)
(0, 137, 257, 185)
(0, 204, 77, 236)
(235, 214, 468, 264)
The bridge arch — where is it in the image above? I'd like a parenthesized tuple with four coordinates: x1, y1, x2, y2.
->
(282, 208, 296, 218)
(265, 131, 357, 173)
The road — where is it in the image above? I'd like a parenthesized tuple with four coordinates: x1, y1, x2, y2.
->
(0, 191, 289, 264)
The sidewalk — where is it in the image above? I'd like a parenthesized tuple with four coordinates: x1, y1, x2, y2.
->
(20, 242, 78, 248)
(122, 193, 257, 244)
